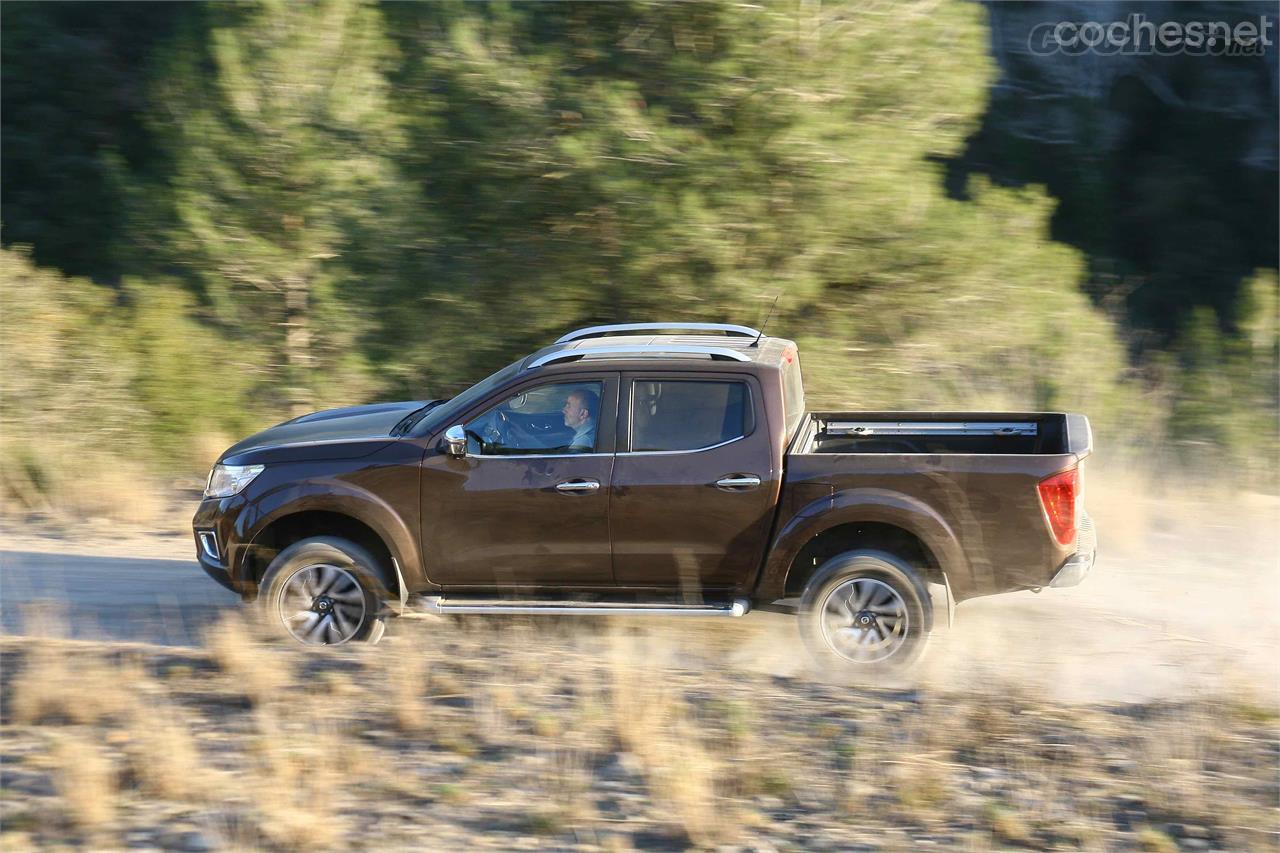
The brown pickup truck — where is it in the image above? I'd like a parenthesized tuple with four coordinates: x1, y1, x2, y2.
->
(194, 323, 1096, 670)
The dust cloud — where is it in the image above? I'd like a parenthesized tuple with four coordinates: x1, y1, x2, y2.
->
(651, 468, 1280, 706)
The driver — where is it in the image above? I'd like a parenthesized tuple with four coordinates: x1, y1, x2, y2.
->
(562, 388, 599, 452)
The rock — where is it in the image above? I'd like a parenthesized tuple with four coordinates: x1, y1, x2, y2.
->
(159, 829, 216, 852)
(0, 770, 55, 797)
(596, 751, 643, 781)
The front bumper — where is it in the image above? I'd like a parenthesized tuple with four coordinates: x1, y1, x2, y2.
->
(193, 495, 254, 596)
(1050, 513, 1096, 588)
(197, 548, 239, 593)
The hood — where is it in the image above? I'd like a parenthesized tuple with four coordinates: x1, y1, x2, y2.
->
(219, 400, 430, 466)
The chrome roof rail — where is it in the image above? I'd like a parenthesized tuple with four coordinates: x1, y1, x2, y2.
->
(555, 322, 761, 344)
(528, 344, 752, 368)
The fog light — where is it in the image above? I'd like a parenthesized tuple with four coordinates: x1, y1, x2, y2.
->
(198, 530, 219, 561)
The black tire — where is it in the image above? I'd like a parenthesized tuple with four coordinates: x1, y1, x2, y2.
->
(798, 550, 931, 676)
(258, 537, 388, 645)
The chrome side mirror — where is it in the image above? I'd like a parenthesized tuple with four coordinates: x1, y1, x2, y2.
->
(443, 424, 467, 458)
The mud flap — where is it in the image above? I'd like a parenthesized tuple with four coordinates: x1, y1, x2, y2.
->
(928, 576, 956, 629)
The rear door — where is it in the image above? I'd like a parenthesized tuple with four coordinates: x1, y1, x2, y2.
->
(609, 372, 777, 591)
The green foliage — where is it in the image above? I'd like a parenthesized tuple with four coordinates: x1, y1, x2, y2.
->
(0, 2, 184, 281)
(141, 0, 425, 412)
(383, 2, 1143, 438)
(949, 4, 1278, 342)
(1165, 270, 1279, 480)
(0, 0, 1275, 491)
(0, 246, 266, 513)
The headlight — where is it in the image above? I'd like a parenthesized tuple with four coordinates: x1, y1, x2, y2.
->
(205, 464, 265, 498)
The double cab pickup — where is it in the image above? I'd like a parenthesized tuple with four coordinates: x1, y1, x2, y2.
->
(194, 322, 1096, 670)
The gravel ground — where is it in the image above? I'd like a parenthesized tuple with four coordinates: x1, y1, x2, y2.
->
(1, 478, 1276, 850)
(0, 617, 1276, 852)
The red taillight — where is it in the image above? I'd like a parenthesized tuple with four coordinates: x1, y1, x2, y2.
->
(1037, 467, 1078, 546)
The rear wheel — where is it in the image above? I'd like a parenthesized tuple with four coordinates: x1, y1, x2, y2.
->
(259, 537, 387, 645)
(799, 550, 930, 676)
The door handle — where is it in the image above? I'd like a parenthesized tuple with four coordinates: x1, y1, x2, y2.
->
(715, 475, 761, 490)
(556, 479, 600, 493)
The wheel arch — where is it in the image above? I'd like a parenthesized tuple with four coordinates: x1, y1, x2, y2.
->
(784, 522, 943, 597)
(243, 509, 405, 607)
(756, 487, 970, 601)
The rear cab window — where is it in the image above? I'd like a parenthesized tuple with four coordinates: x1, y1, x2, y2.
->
(628, 379, 754, 452)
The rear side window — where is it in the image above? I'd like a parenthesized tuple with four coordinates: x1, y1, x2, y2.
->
(630, 380, 753, 452)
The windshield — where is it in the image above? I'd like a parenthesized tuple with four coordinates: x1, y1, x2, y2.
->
(413, 357, 524, 436)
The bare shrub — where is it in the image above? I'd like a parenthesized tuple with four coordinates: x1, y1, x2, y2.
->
(0, 438, 163, 525)
(205, 613, 290, 706)
(385, 648, 431, 734)
(248, 707, 348, 850)
(50, 732, 117, 832)
(9, 640, 136, 726)
(608, 631, 735, 846)
(123, 695, 206, 801)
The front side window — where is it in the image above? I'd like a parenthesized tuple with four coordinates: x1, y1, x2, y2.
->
(465, 381, 603, 455)
(630, 380, 752, 452)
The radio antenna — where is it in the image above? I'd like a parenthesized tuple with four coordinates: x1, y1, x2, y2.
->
(753, 294, 780, 347)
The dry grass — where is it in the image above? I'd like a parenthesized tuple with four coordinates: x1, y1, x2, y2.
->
(1137, 825, 1180, 853)
(984, 802, 1034, 845)
(1136, 707, 1217, 824)
(643, 714, 730, 847)
(1, 616, 1275, 851)
(384, 648, 432, 734)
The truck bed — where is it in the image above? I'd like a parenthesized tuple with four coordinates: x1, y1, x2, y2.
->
(780, 411, 1093, 601)
(795, 412, 1087, 456)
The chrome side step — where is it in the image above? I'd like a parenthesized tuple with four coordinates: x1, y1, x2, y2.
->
(405, 597, 751, 618)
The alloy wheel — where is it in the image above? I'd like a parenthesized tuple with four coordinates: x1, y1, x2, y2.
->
(819, 577, 909, 664)
(277, 563, 367, 645)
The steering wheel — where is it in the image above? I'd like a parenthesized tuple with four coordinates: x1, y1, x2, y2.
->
(493, 409, 523, 449)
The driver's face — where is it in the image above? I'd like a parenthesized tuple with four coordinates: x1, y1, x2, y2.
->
(562, 393, 588, 428)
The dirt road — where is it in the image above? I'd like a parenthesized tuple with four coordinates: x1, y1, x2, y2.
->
(2, 483, 1276, 705)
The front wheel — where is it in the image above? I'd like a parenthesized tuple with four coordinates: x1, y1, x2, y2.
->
(259, 537, 387, 645)
(799, 550, 931, 676)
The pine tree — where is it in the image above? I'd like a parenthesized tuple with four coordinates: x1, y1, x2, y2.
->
(146, 0, 422, 413)
(385, 2, 1138, 429)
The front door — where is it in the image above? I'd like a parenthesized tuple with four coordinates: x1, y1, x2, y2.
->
(610, 373, 778, 592)
(420, 374, 618, 588)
